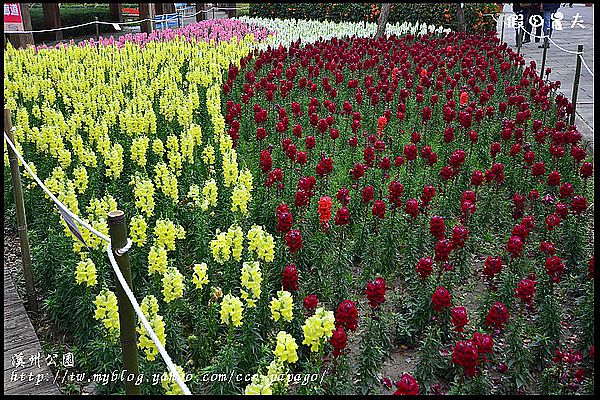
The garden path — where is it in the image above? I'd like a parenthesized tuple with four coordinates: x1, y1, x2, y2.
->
(3, 265, 61, 395)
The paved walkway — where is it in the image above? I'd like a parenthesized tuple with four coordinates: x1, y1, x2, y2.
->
(497, 3, 594, 151)
(4, 266, 61, 395)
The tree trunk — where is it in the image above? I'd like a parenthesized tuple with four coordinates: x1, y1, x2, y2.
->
(375, 3, 391, 38)
(456, 3, 466, 33)
(42, 3, 62, 41)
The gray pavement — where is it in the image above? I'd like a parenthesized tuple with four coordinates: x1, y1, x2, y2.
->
(497, 3, 594, 151)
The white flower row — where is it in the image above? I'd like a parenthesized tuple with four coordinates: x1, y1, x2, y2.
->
(238, 16, 451, 50)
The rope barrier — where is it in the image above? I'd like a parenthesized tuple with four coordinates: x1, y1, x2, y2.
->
(5, 5, 250, 34)
(579, 54, 594, 77)
(3, 129, 191, 395)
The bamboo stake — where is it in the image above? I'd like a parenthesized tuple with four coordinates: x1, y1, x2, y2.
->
(4, 109, 38, 314)
(107, 210, 141, 395)
(540, 28, 550, 80)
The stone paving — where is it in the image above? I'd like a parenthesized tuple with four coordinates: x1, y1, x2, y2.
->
(497, 3, 594, 151)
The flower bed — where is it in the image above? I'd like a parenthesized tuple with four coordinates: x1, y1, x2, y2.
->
(3, 16, 595, 396)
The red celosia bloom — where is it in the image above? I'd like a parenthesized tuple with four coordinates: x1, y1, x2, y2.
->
(405, 198, 419, 219)
(285, 229, 303, 253)
(435, 239, 452, 262)
(276, 203, 293, 232)
(416, 256, 433, 279)
(571, 195, 587, 214)
(484, 256, 503, 280)
(430, 216, 445, 239)
(372, 200, 386, 219)
(334, 207, 350, 226)
(393, 374, 419, 395)
(317, 196, 333, 225)
(303, 294, 318, 311)
(507, 235, 524, 257)
(362, 185, 374, 203)
(451, 225, 469, 248)
(316, 157, 333, 176)
(388, 181, 404, 208)
(329, 327, 347, 356)
(452, 340, 479, 377)
(366, 277, 386, 308)
(545, 256, 565, 283)
(484, 301, 509, 330)
(335, 300, 358, 331)
(451, 306, 469, 332)
(282, 264, 299, 292)
(259, 149, 272, 173)
(431, 286, 451, 312)
(545, 213, 561, 230)
(515, 278, 536, 304)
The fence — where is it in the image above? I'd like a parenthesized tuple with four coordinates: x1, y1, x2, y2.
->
(3, 123, 191, 395)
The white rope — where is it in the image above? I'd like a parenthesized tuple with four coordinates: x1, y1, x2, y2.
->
(106, 244, 191, 395)
(5, 5, 250, 34)
(547, 36, 584, 55)
(3, 129, 191, 395)
(3, 130, 110, 242)
(579, 54, 594, 77)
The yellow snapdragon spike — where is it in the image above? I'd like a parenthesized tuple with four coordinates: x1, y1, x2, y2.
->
(302, 308, 336, 353)
(273, 331, 299, 364)
(220, 294, 244, 327)
(270, 290, 293, 323)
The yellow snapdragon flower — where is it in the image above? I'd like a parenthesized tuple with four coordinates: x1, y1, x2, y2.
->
(247, 225, 275, 263)
(130, 215, 148, 247)
(75, 257, 97, 287)
(148, 244, 168, 276)
(94, 289, 120, 333)
(273, 331, 299, 364)
(192, 263, 209, 290)
(220, 294, 244, 327)
(138, 295, 166, 362)
(162, 267, 185, 303)
(240, 261, 262, 308)
(302, 308, 335, 352)
(270, 290, 293, 322)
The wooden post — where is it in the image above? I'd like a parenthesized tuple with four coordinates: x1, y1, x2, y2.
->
(95, 17, 99, 40)
(570, 44, 583, 126)
(517, 27, 522, 56)
(107, 210, 141, 395)
(4, 109, 38, 314)
(110, 3, 124, 22)
(500, 14, 505, 43)
(196, 3, 206, 22)
(42, 3, 62, 42)
(139, 3, 153, 34)
(455, 2, 466, 33)
(540, 28, 550, 80)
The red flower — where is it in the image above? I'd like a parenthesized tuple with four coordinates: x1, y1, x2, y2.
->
(259, 149, 272, 173)
(336, 188, 351, 205)
(545, 213, 561, 230)
(405, 198, 419, 219)
(515, 278, 536, 304)
(335, 300, 358, 331)
(452, 340, 479, 377)
(589, 256, 594, 279)
(416, 256, 433, 279)
(451, 225, 469, 248)
(431, 286, 451, 312)
(459, 91, 469, 107)
(329, 327, 347, 356)
(472, 332, 494, 357)
(547, 170, 561, 186)
(305, 135, 316, 149)
(334, 207, 350, 226)
(429, 215, 445, 239)
(484, 256, 503, 280)
(484, 302, 509, 330)
(351, 163, 365, 180)
(285, 229, 303, 253)
(435, 239, 452, 262)
(451, 306, 469, 332)
(507, 235, 524, 257)
(531, 161, 546, 177)
(571, 195, 587, 214)
(388, 181, 404, 208)
(471, 170, 484, 186)
(318, 196, 333, 226)
(421, 185, 436, 205)
(303, 294, 318, 311)
(372, 200, 386, 219)
(276, 203, 294, 232)
(545, 256, 565, 283)
(404, 144, 418, 161)
(282, 264, 299, 292)
(362, 185, 374, 203)
(539, 241, 556, 255)
(393, 374, 419, 395)
(366, 277, 386, 308)
(449, 149, 466, 168)
(559, 182, 574, 199)
(580, 162, 593, 178)
(316, 157, 333, 176)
